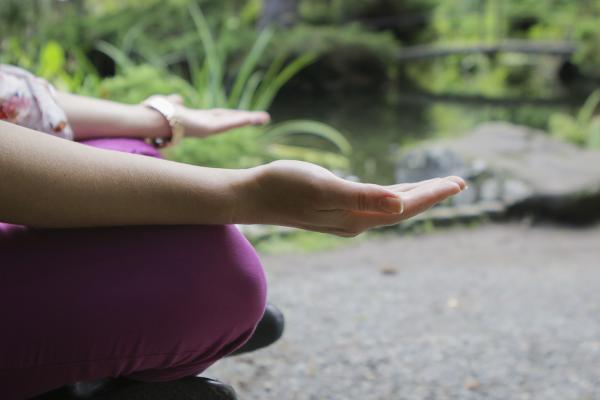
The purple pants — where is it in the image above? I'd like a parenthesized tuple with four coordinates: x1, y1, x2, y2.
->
(0, 139, 267, 400)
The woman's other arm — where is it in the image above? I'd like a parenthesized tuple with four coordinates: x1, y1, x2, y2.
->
(54, 92, 270, 141)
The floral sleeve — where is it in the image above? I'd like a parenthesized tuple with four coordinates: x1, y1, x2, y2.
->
(0, 64, 73, 140)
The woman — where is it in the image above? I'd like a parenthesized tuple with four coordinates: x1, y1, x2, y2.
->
(0, 65, 465, 399)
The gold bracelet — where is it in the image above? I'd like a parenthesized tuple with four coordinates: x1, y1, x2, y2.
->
(142, 96, 185, 148)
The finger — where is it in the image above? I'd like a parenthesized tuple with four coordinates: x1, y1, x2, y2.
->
(385, 178, 439, 192)
(324, 178, 462, 233)
(229, 110, 271, 125)
(400, 178, 463, 219)
(325, 180, 404, 214)
(252, 111, 271, 125)
(239, 110, 270, 125)
(210, 111, 271, 131)
(444, 175, 466, 190)
(314, 177, 464, 235)
(212, 109, 270, 122)
(211, 113, 263, 132)
(386, 176, 466, 193)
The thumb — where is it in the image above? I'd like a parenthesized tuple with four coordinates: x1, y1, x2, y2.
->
(335, 181, 404, 214)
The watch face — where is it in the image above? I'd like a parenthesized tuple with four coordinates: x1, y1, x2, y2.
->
(142, 96, 183, 147)
(150, 98, 176, 120)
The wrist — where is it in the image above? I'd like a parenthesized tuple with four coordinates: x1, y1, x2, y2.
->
(140, 97, 185, 147)
(135, 104, 171, 138)
(229, 165, 268, 225)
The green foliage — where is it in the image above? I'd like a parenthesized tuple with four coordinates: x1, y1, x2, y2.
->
(0, 0, 261, 78)
(253, 230, 357, 254)
(262, 120, 353, 170)
(275, 23, 398, 65)
(2, 0, 600, 182)
(407, 54, 518, 98)
(95, 64, 198, 103)
(177, 5, 352, 169)
(430, 0, 508, 43)
(408, 0, 600, 98)
(185, 4, 319, 111)
(85, 5, 352, 170)
(0, 38, 98, 93)
(263, 120, 352, 154)
(37, 41, 65, 78)
(0, 1, 353, 172)
(299, 0, 432, 25)
(167, 128, 265, 169)
(550, 90, 600, 149)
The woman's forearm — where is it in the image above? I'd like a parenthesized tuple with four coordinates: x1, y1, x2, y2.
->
(0, 121, 466, 235)
(0, 121, 249, 228)
(54, 92, 170, 141)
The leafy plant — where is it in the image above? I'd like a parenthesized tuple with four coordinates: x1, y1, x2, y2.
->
(0, 38, 100, 93)
(261, 120, 352, 170)
(93, 3, 352, 170)
(170, 5, 353, 169)
(549, 90, 600, 149)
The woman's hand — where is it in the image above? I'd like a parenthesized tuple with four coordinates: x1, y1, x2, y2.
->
(56, 91, 270, 141)
(157, 94, 271, 138)
(240, 160, 466, 236)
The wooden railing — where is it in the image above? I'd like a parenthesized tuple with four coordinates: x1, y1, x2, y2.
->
(396, 40, 576, 62)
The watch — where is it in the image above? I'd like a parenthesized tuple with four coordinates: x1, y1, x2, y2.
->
(142, 96, 185, 148)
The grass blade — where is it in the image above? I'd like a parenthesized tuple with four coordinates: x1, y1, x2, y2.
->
(239, 71, 264, 110)
(577, 90, 600, 125)
(189, 2, 225, 107)
(254, 52, 317, 110)
(95, 40, 133, 70)
(228, 28, 274, 108)
(262, 120, 352, 155)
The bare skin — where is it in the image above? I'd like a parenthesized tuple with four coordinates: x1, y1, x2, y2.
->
(0, 94, 465, 236)
(55, 92, 271, 140)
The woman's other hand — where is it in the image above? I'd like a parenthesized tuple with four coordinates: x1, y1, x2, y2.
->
(157, 94, 271, 138)
(240, 160, 466, 236)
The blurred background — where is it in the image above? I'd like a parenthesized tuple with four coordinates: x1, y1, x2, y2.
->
(2, 0, 599, 183)
(4, 1, 600, 399)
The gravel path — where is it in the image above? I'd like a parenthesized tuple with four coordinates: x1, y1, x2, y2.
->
(207, 223, 600, 400)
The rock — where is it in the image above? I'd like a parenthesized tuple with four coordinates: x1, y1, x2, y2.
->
(464, 377, 481, 391)
(380, 265, 399, 275)
(394, 122, 600, 224)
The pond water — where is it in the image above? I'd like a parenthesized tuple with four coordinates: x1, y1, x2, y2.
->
(271, 89, 578, 184)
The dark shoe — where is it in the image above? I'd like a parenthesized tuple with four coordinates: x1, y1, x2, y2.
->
(35, 377, 237, 400)
(70, 378, 113, 398)
(229, 303, 285, 356)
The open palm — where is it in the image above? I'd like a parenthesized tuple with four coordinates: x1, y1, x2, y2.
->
(152, 94, 271, 138)
(245, 160, 466, 236)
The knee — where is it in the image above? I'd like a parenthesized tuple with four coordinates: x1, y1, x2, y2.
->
(173, 225, 267, 344)
(214, 258, 267, 336)
(113, 225, 267, 380)
(208, 225, 267, 329)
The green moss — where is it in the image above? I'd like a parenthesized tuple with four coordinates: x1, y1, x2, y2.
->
(254, 230, 364, 254)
